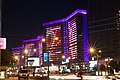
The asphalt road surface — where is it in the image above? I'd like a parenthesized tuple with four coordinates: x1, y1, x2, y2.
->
(2, 76, 118, 80)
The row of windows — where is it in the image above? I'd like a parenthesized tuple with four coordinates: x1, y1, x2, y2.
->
(89, 18, 116, 26)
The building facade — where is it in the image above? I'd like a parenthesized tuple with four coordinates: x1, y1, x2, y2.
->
(23, 35, 43, 67)
(43, 9, 89, 68)
(88, 0, 120, 58)
(12, 45, 24, 68)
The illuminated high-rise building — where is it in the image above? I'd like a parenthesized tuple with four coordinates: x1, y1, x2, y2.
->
(88, 0, 120, 58)
(23, 35, 43, 66)
(43, 9, 89, 66)
(11, 45, 24, 67)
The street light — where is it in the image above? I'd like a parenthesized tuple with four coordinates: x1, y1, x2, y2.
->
(14, 55, 20, 69)
(105, 57, 113, 75)
(33, 48, 36, 53)
(96, 50, 101, 76)
(89, 47, 101, 75)
(62, 55, 65, 59)
(33, 48, 37, 56)
(42, 37, 59, 78)
(14, 56, 19, 61)
(89, 47, 95, 54)
(42, 38, 46, 42)
(24, 49, 28, 67)
(89, 47, 95, 61)
(24, 49, 28, 54)
(42, 38, 50, 78)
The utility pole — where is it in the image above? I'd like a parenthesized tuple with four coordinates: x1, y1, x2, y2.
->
(0, 0, 2, 66)
(47, 53, 49, 79)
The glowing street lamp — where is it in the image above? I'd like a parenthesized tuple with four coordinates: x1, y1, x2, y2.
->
(14, 56, 19, 61)
(42, 38, 46, 42)
(89, 47, 102, 75)
(98, 50, 102, 53)
(68, 56, 71, 59)
(24, 49, 28, 54)
(22, 55, 24, 58)
(24, 49, 28, 66)
(62, 55, 65, 59)
(89, 47, 95, 54)
(33, 48, 36, 52)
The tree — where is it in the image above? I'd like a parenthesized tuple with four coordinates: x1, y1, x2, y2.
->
(100, 64, 106, 71)
(109, 60, 119, 73)
(1, 49, 13, 66)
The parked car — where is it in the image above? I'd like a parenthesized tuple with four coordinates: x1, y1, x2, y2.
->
(76, 71, 82, 77)
(18, 69, 29, 80)
(7, 71, 18, 77)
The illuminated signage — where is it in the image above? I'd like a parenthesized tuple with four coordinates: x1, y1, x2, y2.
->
(0, 38, 6, 49)
(89, 61, 97, 67)
(44, 53, 49, 62)
(27, 57, 40, 67)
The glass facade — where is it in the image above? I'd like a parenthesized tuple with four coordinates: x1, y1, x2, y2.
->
(88, 0, 120, 58)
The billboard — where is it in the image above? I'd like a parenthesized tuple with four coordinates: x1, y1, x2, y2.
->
(89, 61, 97, 68)
(44, 53, 49, 62)
(27, 57, 40, 67)
(0, 38, 6, 49)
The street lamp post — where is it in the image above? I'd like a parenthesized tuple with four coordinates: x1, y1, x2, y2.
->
(33, 48, 36, 56)
(89, 47, 101, 75)
(14, 55, 19, 68)
(96, 53, 99, 75)
(48, 53, 49, 79)
(24, 49, 28, 67)
(97, 50, 101, 76)
(42, 37, 59, 79)
(105, 57, 113, 76)
(42, 38, 50, 78)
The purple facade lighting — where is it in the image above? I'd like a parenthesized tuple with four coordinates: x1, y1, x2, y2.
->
(83, 15, 89, 61)
(23, 35, 43, 43)
(43, 9, 87, 26)
(23, 35, 43, 58)
(43, 9, 89, 61)
(11, 45, 24, 50)
(63, 22, 69, 60)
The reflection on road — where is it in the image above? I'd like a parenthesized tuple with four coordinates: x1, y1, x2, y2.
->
(4, 75, 117, 80)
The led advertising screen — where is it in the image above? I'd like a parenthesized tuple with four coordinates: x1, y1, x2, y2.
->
(46, 26, 62, 61)
(44, 53, 49, 62)
(27, 57, 40, 67)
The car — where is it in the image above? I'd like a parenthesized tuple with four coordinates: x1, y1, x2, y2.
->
(18, 69, 29, 80)
(11, 71, 18, 77)
(76, 71, 82, 77)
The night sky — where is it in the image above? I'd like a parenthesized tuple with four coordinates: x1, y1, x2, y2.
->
(2, 0, 87, 49)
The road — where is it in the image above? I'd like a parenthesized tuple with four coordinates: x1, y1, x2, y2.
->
(1, 76, 118, 80)
(1, 77, 80, 80)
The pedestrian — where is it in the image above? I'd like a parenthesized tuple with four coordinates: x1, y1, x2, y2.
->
(33, 71, 35, 76)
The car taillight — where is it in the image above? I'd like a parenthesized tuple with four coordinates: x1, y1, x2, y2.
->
(27, 72, 30, 75)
